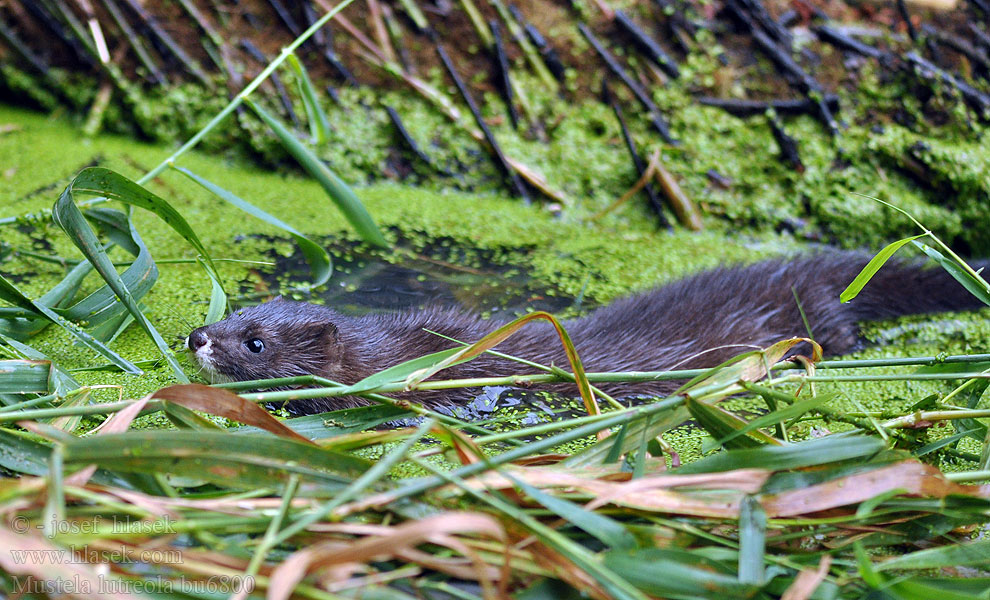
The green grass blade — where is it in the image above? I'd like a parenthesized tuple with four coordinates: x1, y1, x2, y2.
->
(199, 256, 228, 325)
(61, 431, 372, 493)
(246, 99, 389, 248)
(395, 0, 429, 31)
(0, 235, 129, 343)
(603, 422, 629, 463)
(632, 416, 653, 478)
(602, 548, 758, 598)
(174, 166, 332, 289)
(344, 348, 463, 394)
(136, 0, 360, 184)
(564, 341, 805, 466)
(564, 405, 691, 467)
(163, 401, 226, 430)
(56, 169, 222, 276)
(77, 206, 139, 253)
(877, 538, 990, 571)
(272, 418, 437, 545)
(887, 580, 988, 600)
(0, 273, 141, 374)
(505, 471, 637, 551)
(53, 167, 230, 381)
(370, 397, 685, 512)
(0, 428, 54, 476)
(687, 397, 779, 448)
(718, 390, 835, 446)
(0, 332, 79, 396)
(51, 201, 181, 380)
(0, 412, 154, 499)
(912, 241, 990, 306)
(55, 209, 156, 335)
(738, 496, 766, 585)
(36, 255, 92, 311)
(234, 404, 412, 438)
(840, 234, 926, 303)
(286, 52, 330, 144)
(675, 434, 886, 474)
(855, 541, 884, 587)
(405, 311, 599, 416)
(43, 445, 65, 538)
(913, 428, 981, 457)
(0, 360, 51, 394)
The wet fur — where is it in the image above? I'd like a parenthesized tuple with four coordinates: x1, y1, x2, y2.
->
(188, 251, 986, 415)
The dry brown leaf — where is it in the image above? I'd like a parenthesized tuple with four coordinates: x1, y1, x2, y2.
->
(735, 337, 822, 384)
(583, 468, 772, 509)
(510, 454, 571, 466)
(151, 384, 313, 445)
(399, 467, 777, 518)
(591, 151, 662, 221)
(504, 156, 567, 203)
(459, 467, 771, 517)
(654, 160, 703, 231)
(473, 466, 771, 492)
(527, 541, 611, 600)
(88, 486, 177, 520)
(87, 489, 317, 516)
(435, 423, 486, 465)
(678, 337, 822, 400)
(399, 534, 504, 593)
(268, 512, 505, 600)
(90, 395, 150, 435)
(781, 555, 832, 600)
(761, 460, 985, 517)
(902, 0, 957, 8)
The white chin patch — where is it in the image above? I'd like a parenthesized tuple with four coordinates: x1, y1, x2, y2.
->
(190, 338, 230, 383)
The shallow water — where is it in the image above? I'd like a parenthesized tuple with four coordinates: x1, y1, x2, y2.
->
(247, 234, 583, 318)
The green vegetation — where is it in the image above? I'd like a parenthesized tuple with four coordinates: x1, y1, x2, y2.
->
(2, 5, 990, 597)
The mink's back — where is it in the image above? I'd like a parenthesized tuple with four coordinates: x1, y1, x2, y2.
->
(340, 251, 985, 404)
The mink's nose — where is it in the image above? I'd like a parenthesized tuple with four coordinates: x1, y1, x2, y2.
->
(187, 328, 209, 351)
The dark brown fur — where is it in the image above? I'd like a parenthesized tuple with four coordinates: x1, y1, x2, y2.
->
(187, 252, 986, 414)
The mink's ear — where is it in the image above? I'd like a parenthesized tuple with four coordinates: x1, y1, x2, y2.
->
(269, 296, 285, 303)
(307, 321, 339, 345)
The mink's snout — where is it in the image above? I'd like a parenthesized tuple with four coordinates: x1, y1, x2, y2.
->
(187, 328, 209, 351)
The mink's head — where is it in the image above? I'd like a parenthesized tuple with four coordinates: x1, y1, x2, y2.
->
(186, 298, 342, 383)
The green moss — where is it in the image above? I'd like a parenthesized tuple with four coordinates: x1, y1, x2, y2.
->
(0, 65, 61, 111)
(4, 8, 989, 254)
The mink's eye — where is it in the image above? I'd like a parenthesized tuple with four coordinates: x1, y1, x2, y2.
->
(245, 338, 265, 353)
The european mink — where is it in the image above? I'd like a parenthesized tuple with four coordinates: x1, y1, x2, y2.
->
(187, 252, 986, 415)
